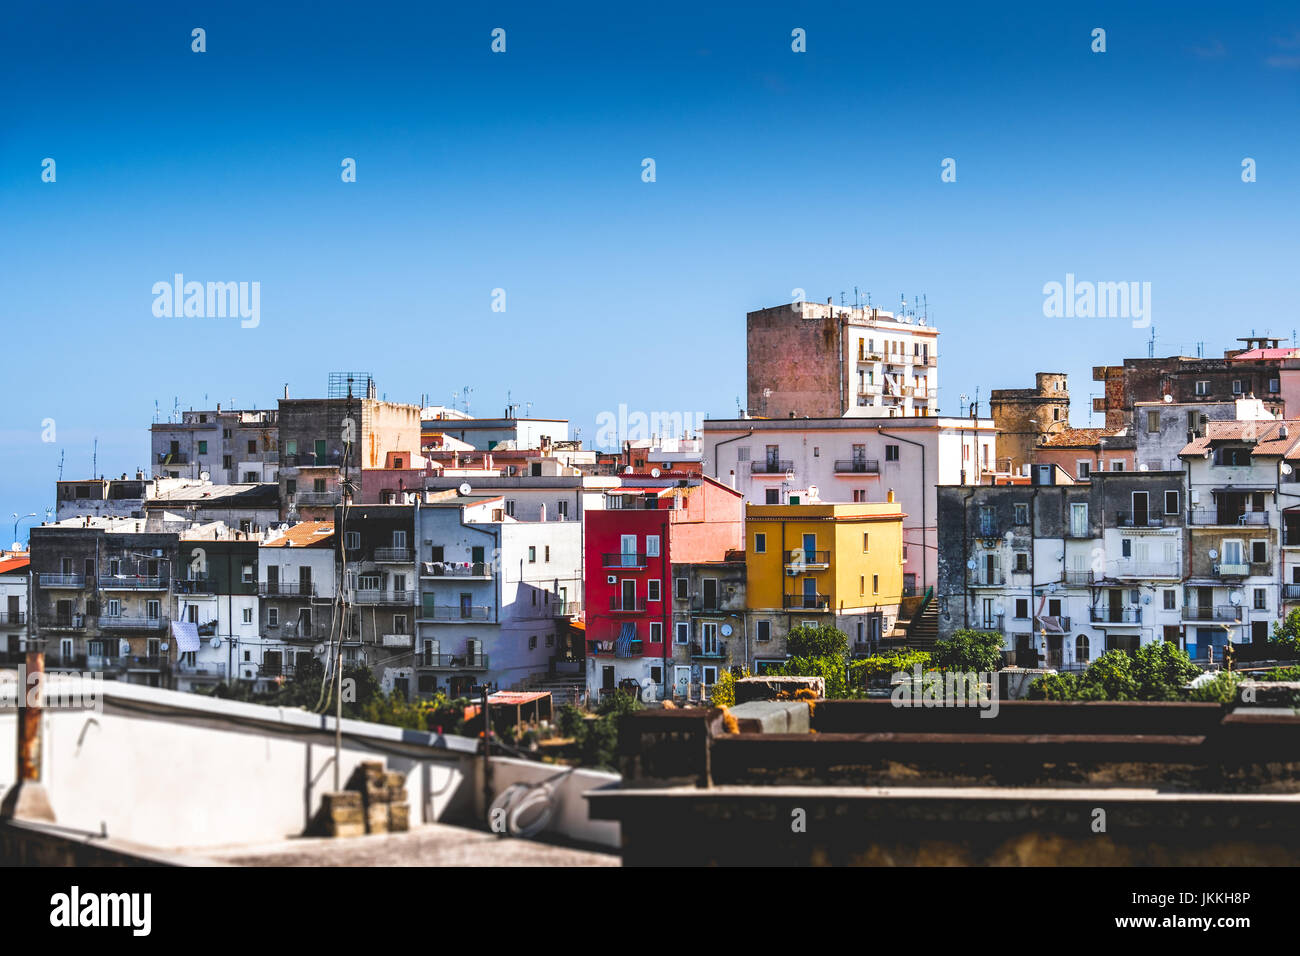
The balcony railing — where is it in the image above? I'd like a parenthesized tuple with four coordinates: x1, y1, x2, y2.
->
(1182, 605, 1240, 622)
(785, 550, 830, 569)
(609, 597, 647, 613)
(1112, 562, 1181, 579)
(1033, 615, 1072, 632)
(1114, 511, 1165, 528)
(602, 553, 648, 568)
(976, 615, 1005, 631)
(1089, 607, 1143, 624)
(413, 653, 488, 670)
(549, 601, 581, 617)
(45, 615, 85, 631)
(420, 605, 492, 622)
(274, 622, 329, 641)
(157, 452, 189, 464)
(1188, 510, 1270, 526)
(833, 459, 880, 474)
(751, 460, 793, 475)
(98, 575, 169, 590)
(1063, 570, 1094, 586)
(259, 582, 316, 597)
(422, 561, 494, 577)
(968, 573, 1006, 587)
(783, 594, 830, 610)
(1285, 584, 1300, 600)
(691, 642, 727, 659)
(352, 589, 415, 605)
(295, 491, 341, 506)
(175, 661, 227, 679)
(39, 573, 85, 588)
(99, 615, 169, 631)
(1213, 562, 1251, 577)
(373, 548, 414, 563)
(174, 578, 215, 594)
(0, 612, 26, 625)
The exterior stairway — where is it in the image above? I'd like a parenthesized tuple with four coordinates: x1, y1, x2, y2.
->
(509, 669, 587, 708)
(904, 599, 940, 652)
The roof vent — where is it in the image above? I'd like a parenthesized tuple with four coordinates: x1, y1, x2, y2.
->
(1281, 425, 1289, 439)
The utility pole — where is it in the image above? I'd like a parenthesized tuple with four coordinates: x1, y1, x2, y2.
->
(334, 650, 342, 791)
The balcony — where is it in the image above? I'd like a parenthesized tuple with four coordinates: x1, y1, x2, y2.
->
(1033, 616, 1072, 633)
(421, 561, 494, 578)
(174, 577, 215, 594)
(591, 640, 644, 658)
(1114, 511, 1165, 529)
(1213, 562, 1251, 578)
(691, 642, 727, 659)
(295, 491, 341, 506)
(785, 550, 830, 570)
(1089, 607, 1143, 625)
(157, 452, 189, 464)
(1112, 562, 1180, 580)
(968, 573, 1006, 587)
(352, 589, 415, 605)
(609, 597, 647, 613)
(1286, 584, 1300, 601)
(1188, 510, 1269, 527)
(1182, 605, 1240, 622)
(381, 633, 413, 648)
(549, 601, 581, 617)
(413, 653, 488, 670)
(420, 605, 493, 622)
(39, 573, 85, 588)
(1063, 570, 1094, 586)
(751, 460, 793, 475)
(99, 615, 169, 631)
(602, 553, 648, 568)
(259, 582, 316, 597)
(976, 615, 1005, 631)
(98, 575, 169, 590)
(45, 615, 85, 631)
(0, 612, 26, 626)
(833, 459, 880, 475)
(783, 593, 830, 611)
(175, 661, 227, 680)
(373, 548, 414, 563)
(124, 655, 167, 671)
(274, 622, 329, 642)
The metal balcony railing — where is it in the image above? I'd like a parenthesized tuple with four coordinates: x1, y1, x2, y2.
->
(39, 573, 85, 588)
(421, 605, 492, 622)
(176, 661, 227, 679)
(1112, 562, 1181, 579)
(295, 491, 341, 506)
(1182, 605, 1240, 622)
(602, 553, 648, 568)
(691, 642, 727, 659)
(0, 612, 27, 625)
(1188, 510, 1269, 526)
(1286, 584, 1300, 600)
(609, 597, 647, 613)
(1114, 511, 1165, 528)
(968, 572, 1006, 587)
(783, 594, 830, 610)
(833, 459, 880, 474)
(99, 615, 169, 631)
(351, 589, 415, 605)
(259, 582, 316, 597)
(1089, 607, 1143, 624)
(786, 550, 830, 568)
(157, 452, 189, 464)
(751, 460, 793, 474)
(422, 561, 494, 577)
(174, 578, 215, 594)
(98, 575, 169, 590)
(373, 548, 414, 563)
(1063, 570, 1094, 586)
(413, 653, 488, 670)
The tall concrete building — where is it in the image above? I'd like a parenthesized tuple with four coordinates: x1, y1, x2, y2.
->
(747, 299, 938, 419)
(988, 372, 1071, 474)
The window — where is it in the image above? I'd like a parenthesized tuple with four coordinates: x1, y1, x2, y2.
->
(268, 607, 279, 626)
(1270, 378, 1280, 394)
(1076, 460, 1091, 479)
(1195, 380, 1209, 396)
(146, 600, 160, 619)
(314, 439, 327, 459)
(1252, 540, 1268, 564)
(859, 575, 865, 596)
(198, 440, 208, 454)
(1070, 503, 1088, 537)
(106, 599, 121, 617)
(313, 477, 326, 493)
(394, 614, 407, 633)
(544, 546, 550, 562)
(1254, 588, 1267, 610)
(528, 635, 538, 650)
(345, 531, 360, 550)
(242, 607, 253, 624)
(1146, 410, 1161, 433)
(359, 574, 380, 591)
(754, 532, 766, 553)
(648, 579, 661, 602)
(1121, 538, 1132, 558)
(646, 535, 661, 557)
(862, 533, 870, 553)
(1014, 503, 1029, 525)
(528, 546, 536, 563)
(241, 562, 254, 583)
(755, 620, 771, 642)
(1232, 379, 1243, 395)
(1164, 490, 1179, 515)
(872, 574, 879, 595)
(1076, 634, 1090, 664)
(737, 446, 750, 462)
(505, 500, 515, 517)
(765, 489, 779, 504)
(675, 622, 690, 644)
(556, 500, 569, 518)
(852, 489, 868, 502)
(1015, 598, 1028, 618)
(286, 479, 297, 495)
(1110, 460, 1124, 472)
(1163, 590, 1176, 610)
(676, 577, 689, 599)
(285, 439, 297, 456)
(1014, 552, 1029, 572)
(885, 444, 900, 462)
(649, 621, 662, 642)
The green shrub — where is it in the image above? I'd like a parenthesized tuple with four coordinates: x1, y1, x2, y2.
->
(1026, 671, 1079, 700)
(931, 629, 1004, 673)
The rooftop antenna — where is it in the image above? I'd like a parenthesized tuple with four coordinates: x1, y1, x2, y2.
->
(839, 291, 846, 307)
(57, 449, 64, 481)
(92, 438, 98, 479)
(462, 386, 472, 416)
(854, 286, 860, 308)
(1148, 326, 1156, 359)
(1197, 341, 1205, 358)
(922, 294, 928, 322)
(153, 399, 160, 424)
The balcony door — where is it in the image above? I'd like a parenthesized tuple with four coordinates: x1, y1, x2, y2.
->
(1132, 492, 1149, 526)
(1108, 588, 1123, 622)
(802, 577, 817, 609)
(702, 578, 718, 610)
(620, 535, 638, 568)
(701, 622, 719, 655)
(802, 534, 817, 565)
(621, 579, 637, 612)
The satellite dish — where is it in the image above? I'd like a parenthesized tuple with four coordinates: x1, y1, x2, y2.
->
(966, 559, 976, 570)
(1283, 463, 1294, 476)
(1142, 595, 1152, 604)
(1139, 464, 1149, 471)
(623, 466, 634, 475)
(314, 643, 326, 656)
(720, 623, 733, 637)
(1230, 592, 1242, 605)
(458, 482, 472, 496)
(807, 484, 818, 499)
(1208, 548, 1219, 559)
(650, 467, 661, 478)
(1046, 583, 1057, 592)
(1163, 394, 1173, 403)
(211, 637, 221, 649)
(200, 471, 210, 481)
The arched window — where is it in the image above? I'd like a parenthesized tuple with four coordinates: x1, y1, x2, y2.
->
(1075, 634, 1090, 664)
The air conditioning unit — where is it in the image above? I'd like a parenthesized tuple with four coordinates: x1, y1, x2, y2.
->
(785, 568, 799, 576)
(606, 575, 617, 584)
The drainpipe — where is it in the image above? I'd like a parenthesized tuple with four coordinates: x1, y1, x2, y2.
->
(712, 428, 754, 481)
(876, 428, 927, 592)
(961, 486, 974, 630)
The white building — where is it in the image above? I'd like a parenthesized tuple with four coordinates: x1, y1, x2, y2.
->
(0, 552, 30, 660)
(704, 416, 996, 594)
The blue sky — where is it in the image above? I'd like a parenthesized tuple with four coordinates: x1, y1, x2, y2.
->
(2, 1, 1297, 538)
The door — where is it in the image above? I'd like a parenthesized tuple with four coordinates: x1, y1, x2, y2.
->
(266, 565, 279, 594)
(602, 666, 615, 691)
(298, 565, 312, 594)
(701, 622, 719, 655)
(702, 578, 718, 610)
(621, 579, 637, 611)
(1108, 588, 1123, 622)
(674, 665, 690, 698)
(802, 577, 817, 609)
(1252, 620, 1268, 645)
(620, 534, 638, 567)
(1132, 492, 1149, 526)
(802, 533, 817, 564)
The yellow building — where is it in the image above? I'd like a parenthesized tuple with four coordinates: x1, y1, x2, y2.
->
(745, 498, 905, 661)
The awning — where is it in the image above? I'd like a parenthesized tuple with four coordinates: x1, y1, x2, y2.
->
(614, 622, 638, 657)
(1036, 616, 1066, 635)
(171, 620, 200, 653)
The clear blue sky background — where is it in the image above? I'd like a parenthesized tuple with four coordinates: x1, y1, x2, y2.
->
(2, 1, 1297, 540)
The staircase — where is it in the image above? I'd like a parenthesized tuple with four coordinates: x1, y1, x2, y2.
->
(905, 599, 939, 652)
(509, 670, 587, 708)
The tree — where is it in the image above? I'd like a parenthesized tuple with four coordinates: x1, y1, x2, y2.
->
(776, 654, 848, 698)
(1271, 609, 1300, 658)
(785, 623, 849, 661)
(1131, 641, 1200, 701)
(1026, 671, 1079, 700)
(931, 629, 1004, 672)
(1075, 650, 1138, 700)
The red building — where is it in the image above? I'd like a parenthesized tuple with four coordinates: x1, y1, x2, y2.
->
(583, 475, 743, 700)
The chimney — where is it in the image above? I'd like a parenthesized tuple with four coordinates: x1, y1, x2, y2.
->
(887, 489, 896, 503)
(284, 384, 290, 400)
